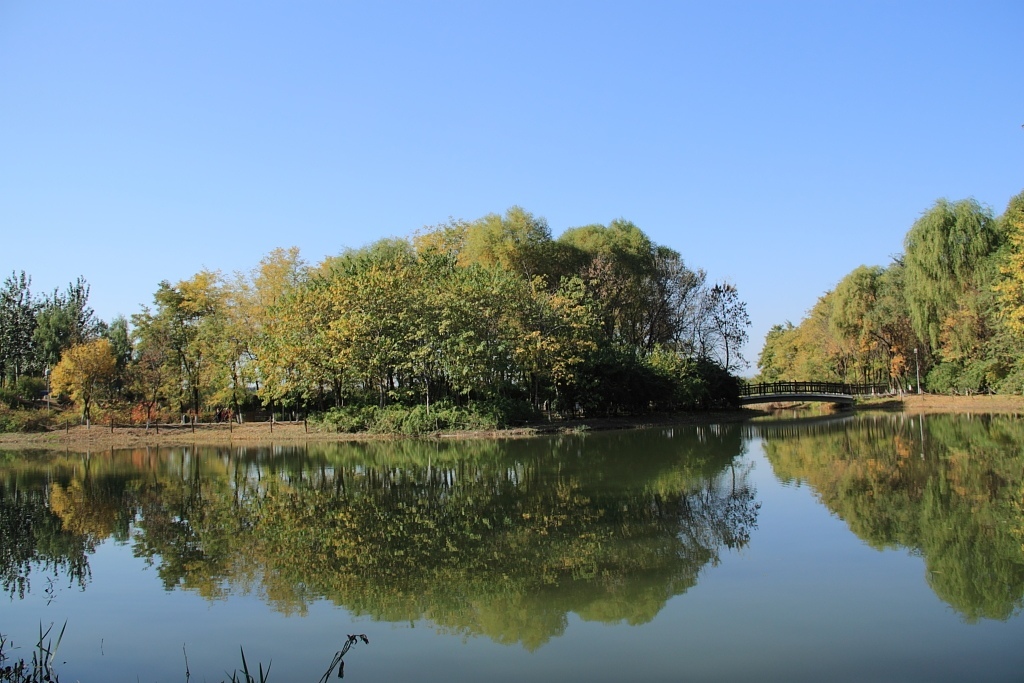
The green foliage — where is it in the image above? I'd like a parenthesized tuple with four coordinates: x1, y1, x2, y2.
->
(33, 276, 100, 370)
(759, 190, 1024, 393)
(0, 408, 53, 433)
(0, 376, 42, 409)
(2, 208, 752, 424)
(904, 198, 1000, 353)
(0, 272, 38, 387)
(313, 399, 537, 436)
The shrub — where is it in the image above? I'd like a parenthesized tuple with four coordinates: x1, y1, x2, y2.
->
(16, 376, 47, 401)
(311, 405, 377, 433)
(0, 408, 53, 433)
(0, 387, 18, 409)
(310, 399, 532, 436)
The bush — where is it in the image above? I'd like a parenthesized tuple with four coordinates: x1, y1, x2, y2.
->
(310, 399, 534, 436)
(16, 376, 46, 401)
(311, 405, 377, 433)
(0, 387, 18, 409)
(0, 407, 53, 433)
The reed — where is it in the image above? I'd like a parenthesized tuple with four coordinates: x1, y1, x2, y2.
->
(0, 621, 66, 683)
(2, 627, 368, 683)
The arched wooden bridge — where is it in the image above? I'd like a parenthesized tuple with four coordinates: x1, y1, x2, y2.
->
(739, 381, 890, 406)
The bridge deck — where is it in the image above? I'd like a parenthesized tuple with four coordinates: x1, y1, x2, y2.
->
(739, 381, 889, 406)
(739, 392, 854, 405)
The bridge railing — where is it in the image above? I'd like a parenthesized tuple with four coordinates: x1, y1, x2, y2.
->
(739, 381, 890, 397)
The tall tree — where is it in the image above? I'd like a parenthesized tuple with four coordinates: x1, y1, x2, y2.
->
(692, 283, 750, 373)
(461, 206, 556, 281)
(134, 272, 225, 416)
(995, 190, 1024, 337)
(0, 271, 38, 386)
(33, 276, 100, 369)
(903, 198, 1001, 353)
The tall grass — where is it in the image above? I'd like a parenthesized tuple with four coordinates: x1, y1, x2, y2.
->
(1, 627, 368, 683)
(0, 621, 66, 683)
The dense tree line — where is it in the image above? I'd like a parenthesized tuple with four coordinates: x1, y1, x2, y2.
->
(757, 190, 1024, 393)
(1, 208, 750, 429)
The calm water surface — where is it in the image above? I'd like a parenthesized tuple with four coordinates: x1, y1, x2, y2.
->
(2, 413, 1023, 682)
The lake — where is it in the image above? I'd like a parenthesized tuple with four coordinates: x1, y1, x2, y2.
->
(2, 412, 1023, 682)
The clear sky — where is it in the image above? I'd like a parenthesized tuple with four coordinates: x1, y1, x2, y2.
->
(2, 1, 1022, 371)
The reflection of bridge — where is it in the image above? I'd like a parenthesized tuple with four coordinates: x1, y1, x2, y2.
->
(739, 382, 890, 406)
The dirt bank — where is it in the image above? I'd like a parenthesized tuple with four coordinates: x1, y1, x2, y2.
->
(857, 393, 1024, 414)
(1, 395, 1019, 452)
(0, 410, 760, 452)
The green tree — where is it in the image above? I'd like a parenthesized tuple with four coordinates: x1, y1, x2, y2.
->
(0, 271, 38, 386)
(462, 206, 557, 281)
(133, 272, 226, 417)
(756, 322, 798, 382)
(903, 198, 1001, 353)
(33, 276, 100, 370)
(559, 220, 704, 351)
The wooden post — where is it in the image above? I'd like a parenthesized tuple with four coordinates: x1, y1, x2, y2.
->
(192, 415, 195, 434)
(304, 418, 307, 433)
(65, 420, 69, 434)
(110, 416, 114, 433)
(270, 414, 274, 433)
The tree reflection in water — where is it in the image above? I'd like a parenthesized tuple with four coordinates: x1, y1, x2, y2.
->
(759, 412, 1024, 622)
(1, 428, 758, 648)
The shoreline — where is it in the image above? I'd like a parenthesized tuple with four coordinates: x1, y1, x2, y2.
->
(2, 394, 1022, 452)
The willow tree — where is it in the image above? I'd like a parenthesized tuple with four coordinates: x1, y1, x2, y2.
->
(461, 206, 557, 282)
(558, 220, 705, 352)
(903, 198, 1001, 353)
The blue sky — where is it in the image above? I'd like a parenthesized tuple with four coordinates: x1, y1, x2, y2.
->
(2, 1, 1022, 370)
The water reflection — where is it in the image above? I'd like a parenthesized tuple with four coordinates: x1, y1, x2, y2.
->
(0, 428, 758, 648)
(754, 412, 1024, 622)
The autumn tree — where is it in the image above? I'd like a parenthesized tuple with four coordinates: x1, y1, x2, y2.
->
(995, 191, 1024, 338)
(50, 338, 117, 421)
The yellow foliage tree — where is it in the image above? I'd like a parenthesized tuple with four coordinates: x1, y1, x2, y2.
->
(50, 338, 116, 421)
(996, 191, 1024, 336)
